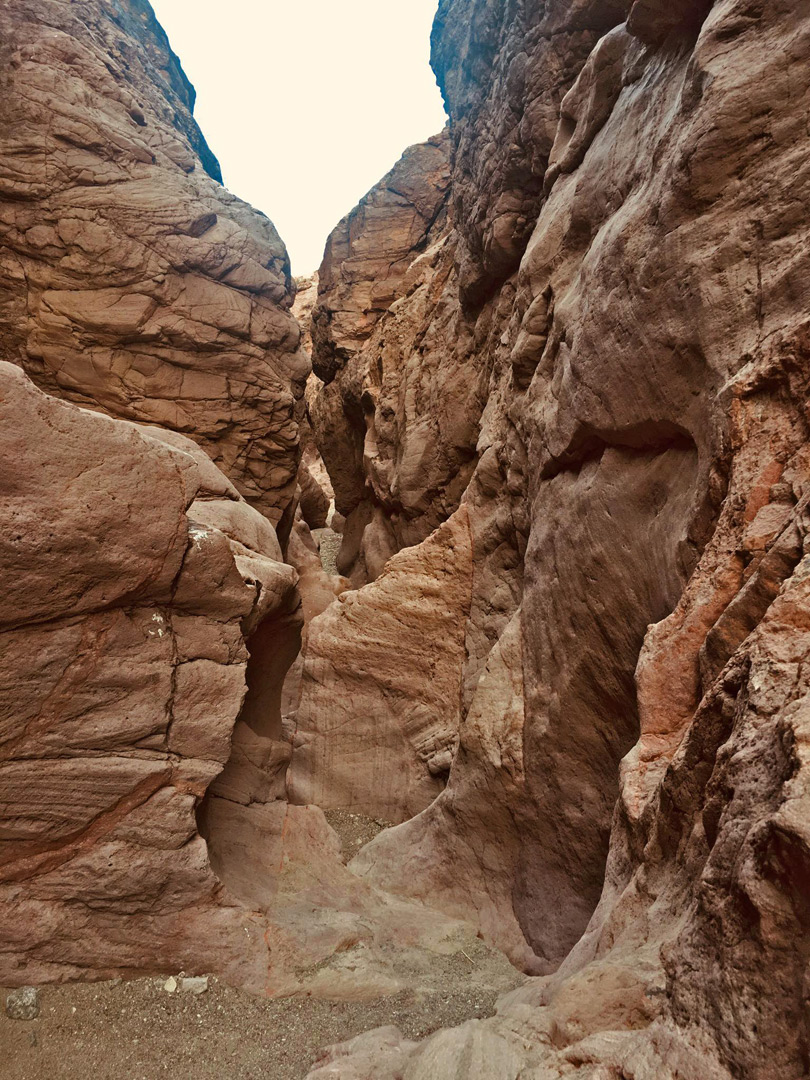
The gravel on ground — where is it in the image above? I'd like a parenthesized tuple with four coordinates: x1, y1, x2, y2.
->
(0, 970, 508, 1080)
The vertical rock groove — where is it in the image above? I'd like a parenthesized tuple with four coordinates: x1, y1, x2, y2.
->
(300, 1, 810, 1076)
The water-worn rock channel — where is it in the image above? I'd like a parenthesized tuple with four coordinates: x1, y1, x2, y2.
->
(2, 1, 810, 1077)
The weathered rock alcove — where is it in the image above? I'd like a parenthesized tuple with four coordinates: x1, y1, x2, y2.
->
(197, 603, 302, 910)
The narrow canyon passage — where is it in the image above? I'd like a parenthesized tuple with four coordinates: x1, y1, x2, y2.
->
(2, 1, 810, 1079)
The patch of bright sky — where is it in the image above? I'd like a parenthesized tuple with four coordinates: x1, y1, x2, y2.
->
(148, 0, 447, 275)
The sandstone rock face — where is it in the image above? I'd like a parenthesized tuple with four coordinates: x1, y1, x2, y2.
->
(0, 0, 521, 1022)
(0, 0, 307, 529)
(0, 361, 299, 988)
(302, 0, 810, 1076)
(0, 362, 519, 1007)
(5, 0, 810, 1075)
(430, 0, 627, 306)
(293, 273, 319, 358)
(293, 274, 335, 531)
(312, 134, 452, 386)
(288, 509, 474, 823)
(309, 131, 493, 585)
(281, 273, 348, 718)
(0, 1, 323, 990)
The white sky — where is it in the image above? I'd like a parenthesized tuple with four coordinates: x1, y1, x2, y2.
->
(149, 0, 448, 275)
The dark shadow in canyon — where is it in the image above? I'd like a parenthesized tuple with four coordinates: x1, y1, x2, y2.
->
(197, 607, 302, 910)
(515, 432, 703, 967)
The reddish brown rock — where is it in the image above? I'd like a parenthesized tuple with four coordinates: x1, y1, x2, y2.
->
(312, 133, 452, 385)
(0, 0, 527, 1017)
(293, 273, 319, 358)
(0, 363, 520, 1007)
(0, 0, 307, 528)
(430, 0, 626, 305)
(281, 273, 348, 718)
(293, 273, 335, 531)
(351, 614, 535, 971)
(0, 360, 298, 988)
(302, 0, 810, 1076)
(5, 0, 810, 1076)
(308, 132, 495, 586)
(288, 509, 474, 823)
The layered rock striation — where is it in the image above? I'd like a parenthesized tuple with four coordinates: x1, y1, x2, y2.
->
(4, 0, 810, 1075)
(0, 0, 515, 1003)
(0, 362, 511, 1001)
(0, 0, 317, 990)
(0, 0, 307, 530)
(308, 131, 488, 585)
(0, 360, 300, 988)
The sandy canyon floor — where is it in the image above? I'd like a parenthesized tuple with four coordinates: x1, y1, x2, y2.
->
(1, 968, 511, 1080)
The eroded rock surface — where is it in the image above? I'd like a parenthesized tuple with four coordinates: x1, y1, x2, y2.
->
(293, 274, 335, 531)
(0, 0, 307, 528)
(4, 0, 810, 1075)
(0, 0, 523, 1012)
(0, 362, 520, 1008)
(301, 0, 810, 1076)
(312, 133, 452, 386)
(308, 131, 490, 585)
(0, 361, 299, 988)
(288, 509, 474, 823)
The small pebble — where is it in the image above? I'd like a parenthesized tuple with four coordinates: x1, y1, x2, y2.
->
(5, 986, 40, 1021)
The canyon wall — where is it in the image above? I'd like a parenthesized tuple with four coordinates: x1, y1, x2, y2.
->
(3, 0, 810, 1075)
(0, 0, 307, 532)
(0, 0, 520, 1005)
(0, 0, 308, 990)
(301, 0, 810, 1076)
(0, 359, 301, 989)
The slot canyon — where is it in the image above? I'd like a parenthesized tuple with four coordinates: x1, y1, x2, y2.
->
(1, 0, 810, 1077)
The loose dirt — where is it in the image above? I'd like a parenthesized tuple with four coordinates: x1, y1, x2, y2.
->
(0, 970, 510, 1079)
(323, 809, 391, 861)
